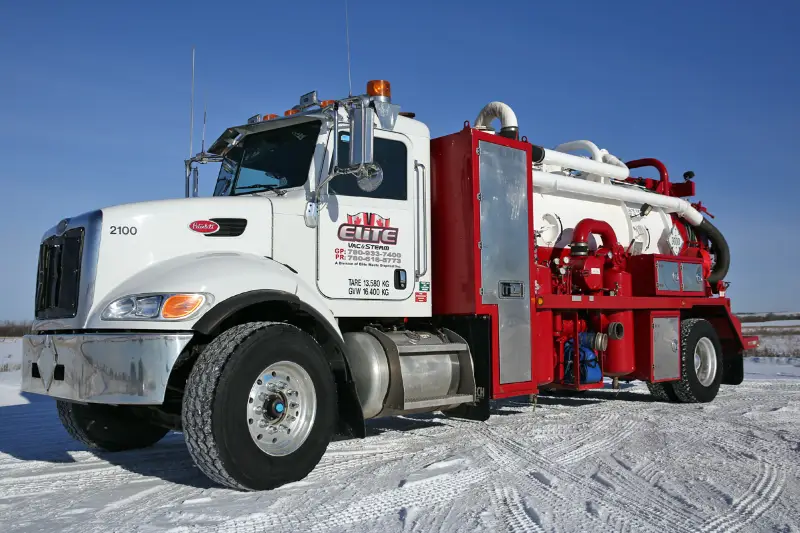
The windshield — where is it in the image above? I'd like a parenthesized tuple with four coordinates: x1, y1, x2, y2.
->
(220, 120, 322, 195)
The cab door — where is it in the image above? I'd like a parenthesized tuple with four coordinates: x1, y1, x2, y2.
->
(316, 129, 416, 302)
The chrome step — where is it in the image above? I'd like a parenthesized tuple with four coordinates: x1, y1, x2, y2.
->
(403, 394, 474, 411)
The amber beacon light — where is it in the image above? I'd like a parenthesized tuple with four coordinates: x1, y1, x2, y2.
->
(367, 79, 391, 98)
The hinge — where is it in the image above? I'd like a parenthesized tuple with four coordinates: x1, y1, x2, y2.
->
(478, 241, 483, 249)
(476, 147, 481, 155)
(477, 193, 482, 201)
(479, 288, 484, 296)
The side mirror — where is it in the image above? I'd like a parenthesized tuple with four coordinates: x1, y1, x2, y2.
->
(349, 101, 374, 167)
(349, 99, 383, 192)
(315, 98, 384, 200)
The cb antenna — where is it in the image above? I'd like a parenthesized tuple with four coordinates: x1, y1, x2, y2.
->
(345, 0, 352, 96)
(189, 46, 196, 158)
(201, 97, 207, 154)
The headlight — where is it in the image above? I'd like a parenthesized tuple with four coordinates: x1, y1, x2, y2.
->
(101, 293, 211, 321)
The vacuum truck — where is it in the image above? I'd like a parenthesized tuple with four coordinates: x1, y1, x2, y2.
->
(21, 80, 759, 491)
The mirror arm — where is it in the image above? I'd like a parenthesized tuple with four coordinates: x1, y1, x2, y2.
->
(313, 103, 343, 202)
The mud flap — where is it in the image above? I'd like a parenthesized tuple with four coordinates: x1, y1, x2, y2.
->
(722, 352, 744, 385)
(438, 314, 492, 422)
(336, 380, 366, 438)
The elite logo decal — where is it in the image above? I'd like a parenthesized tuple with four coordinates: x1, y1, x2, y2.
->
(337, 212, 398, 245)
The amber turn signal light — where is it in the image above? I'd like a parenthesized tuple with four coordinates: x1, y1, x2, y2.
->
(162, 294, 205, 319)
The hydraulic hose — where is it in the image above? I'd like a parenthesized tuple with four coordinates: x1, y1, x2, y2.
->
(695, 218, 730, 283)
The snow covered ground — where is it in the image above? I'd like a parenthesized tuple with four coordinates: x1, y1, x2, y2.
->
(0, 337, 21, 373)
(1, 341, 799, 532)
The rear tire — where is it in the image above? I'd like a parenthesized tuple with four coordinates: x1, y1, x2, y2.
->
(182, 322, 337, 491)
(672, 318, 723, 403)
(56, 401, 169, 452)
(646, 382, 679, 402)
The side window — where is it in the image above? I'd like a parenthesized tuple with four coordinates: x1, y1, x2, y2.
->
(330, 132, 408, 200)
(213, 158, 238, 196)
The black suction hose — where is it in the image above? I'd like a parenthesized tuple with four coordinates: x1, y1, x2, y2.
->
(695, 218, 730, 284)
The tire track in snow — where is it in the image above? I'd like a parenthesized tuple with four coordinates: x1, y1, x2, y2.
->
(600, 457, 706, 524)
(554, 418, 639, 466)
(475, 422, 700, 533)
(491, 485, 546, 533)
(699, 460, 785, 533)
(204, 456, 490, 533)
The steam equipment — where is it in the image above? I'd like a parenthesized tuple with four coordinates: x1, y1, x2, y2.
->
(21, 80, 758, 491)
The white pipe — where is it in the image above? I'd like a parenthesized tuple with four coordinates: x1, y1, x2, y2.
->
(474, 102, 518, 131)
(553, 140, 603, 162)
(601, 151, 627, 169)
(542, 148, 630, 181)
(533, 170, 704, 226)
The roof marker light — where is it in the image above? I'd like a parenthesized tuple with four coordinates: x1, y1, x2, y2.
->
(262, 114, 278, 121)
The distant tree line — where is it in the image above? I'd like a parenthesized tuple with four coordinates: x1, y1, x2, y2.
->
(0, 321, 33, 337)
(737, 313, 800, 323)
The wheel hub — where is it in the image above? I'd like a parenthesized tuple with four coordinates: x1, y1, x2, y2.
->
(694, 336, 718, 387)
(264, 395, 286, 419)
(246, 361, 317, 456)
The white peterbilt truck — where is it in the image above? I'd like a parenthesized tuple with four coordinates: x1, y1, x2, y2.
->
(22, 80, 758, 490)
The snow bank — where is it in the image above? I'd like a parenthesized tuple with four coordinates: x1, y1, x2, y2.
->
(744, 356, 800, 379)
(0, 337, 22, 372)
(0, 370, 25, 407)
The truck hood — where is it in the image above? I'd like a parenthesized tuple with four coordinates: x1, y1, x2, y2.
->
(32, 196, 275, 331)
(95, 195, 274, 297)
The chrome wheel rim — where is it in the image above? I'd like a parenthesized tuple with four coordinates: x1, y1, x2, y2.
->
(694, 337, 717, 387)
(246, 361, 317, 456)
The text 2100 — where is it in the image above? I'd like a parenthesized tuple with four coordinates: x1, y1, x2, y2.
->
(109, 226, 138, 235)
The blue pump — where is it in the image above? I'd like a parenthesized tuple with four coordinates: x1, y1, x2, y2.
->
(563, 333, 603, 384)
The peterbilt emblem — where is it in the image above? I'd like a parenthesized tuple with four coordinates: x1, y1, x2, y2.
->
(189, 220, 220, 234)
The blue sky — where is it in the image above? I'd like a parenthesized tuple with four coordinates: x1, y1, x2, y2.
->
(1, 0, 798, 319)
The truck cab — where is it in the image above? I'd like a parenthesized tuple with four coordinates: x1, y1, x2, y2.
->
(206, 100, 432, 319)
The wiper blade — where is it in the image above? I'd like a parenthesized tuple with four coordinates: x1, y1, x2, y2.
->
(236, 184, 280, 190)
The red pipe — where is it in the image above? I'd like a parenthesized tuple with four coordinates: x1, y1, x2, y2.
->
(572, 219, 618, 248)
(625, 158, 669, 183)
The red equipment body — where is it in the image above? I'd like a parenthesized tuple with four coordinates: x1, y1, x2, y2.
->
(429, 125, 757, 404)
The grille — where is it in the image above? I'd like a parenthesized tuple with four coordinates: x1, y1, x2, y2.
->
(35, 227, 85, 319)
(206, 218, 248, 237)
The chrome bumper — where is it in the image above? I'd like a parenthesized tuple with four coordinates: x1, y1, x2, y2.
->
(21, 333, 193, 405)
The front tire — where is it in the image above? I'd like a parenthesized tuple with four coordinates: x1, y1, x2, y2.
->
(56, 401, 169, 452)
(182, 322, 337, 491)
(672, 318, 723, 403)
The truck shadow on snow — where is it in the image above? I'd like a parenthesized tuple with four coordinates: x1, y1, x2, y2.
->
(0, 394, 216, 489)
(0, 382, 650, 489)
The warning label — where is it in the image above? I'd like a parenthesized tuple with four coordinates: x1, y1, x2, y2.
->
(415, 292, 428, 303)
